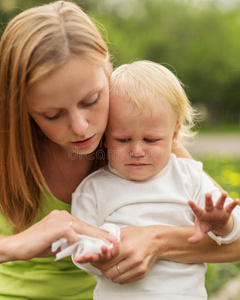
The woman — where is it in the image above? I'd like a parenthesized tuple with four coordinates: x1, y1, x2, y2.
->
(0, 1, 239, 299)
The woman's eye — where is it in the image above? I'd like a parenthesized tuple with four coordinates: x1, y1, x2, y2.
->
(44, 114, 60, 121)
(83, 97, 99, 107)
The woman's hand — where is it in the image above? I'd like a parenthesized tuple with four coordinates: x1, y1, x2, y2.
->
(91, 226, 163, 284)
(1, 210, 109, 263)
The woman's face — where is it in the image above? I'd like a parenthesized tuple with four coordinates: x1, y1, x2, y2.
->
(27, 57, 109, 155)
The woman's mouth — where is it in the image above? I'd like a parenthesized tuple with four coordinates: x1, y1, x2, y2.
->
(71, 135, 96, 148)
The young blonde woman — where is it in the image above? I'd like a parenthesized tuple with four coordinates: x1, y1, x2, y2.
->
(0, 1, 239, 299)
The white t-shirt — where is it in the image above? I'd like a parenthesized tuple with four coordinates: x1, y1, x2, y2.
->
(71, 154, 240, 300)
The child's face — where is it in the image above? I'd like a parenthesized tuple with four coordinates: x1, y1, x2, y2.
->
(105, 92, 179, 181)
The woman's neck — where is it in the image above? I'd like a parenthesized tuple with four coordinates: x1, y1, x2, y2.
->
(39, 139, 93, 204)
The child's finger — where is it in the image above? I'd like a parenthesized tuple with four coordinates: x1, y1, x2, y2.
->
(188, 200, 203, 218)
(101, 245, 109, 254)
(215, 192, 228, 210)
(188, 219, 212, 244)
(204, 194, 214, 212)
(74, 253, 95, 263)
(111, 241, 120, 257)
(225, 199, 239, 214)
(188, 226, 204, 244)
(98, 246, 111, 260)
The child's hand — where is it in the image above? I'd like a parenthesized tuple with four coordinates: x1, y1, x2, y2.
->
(188, 192, 239, 244)
(73, 239, 119, 264)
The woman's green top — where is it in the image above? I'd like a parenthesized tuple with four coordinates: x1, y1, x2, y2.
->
(0, 190, 96, 299)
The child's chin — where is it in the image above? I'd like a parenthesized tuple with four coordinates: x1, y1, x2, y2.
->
(128, 174, 151, 182)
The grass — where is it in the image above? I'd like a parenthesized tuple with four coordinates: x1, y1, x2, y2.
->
(199, 155, 240, 200)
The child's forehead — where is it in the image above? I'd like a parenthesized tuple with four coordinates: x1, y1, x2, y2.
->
(110, 89, 175, 116)
(109, 95, 147, 118)
(109, 95, 177, 130)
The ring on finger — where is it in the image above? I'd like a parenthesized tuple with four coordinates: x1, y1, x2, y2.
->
(116, 263, 121, 275)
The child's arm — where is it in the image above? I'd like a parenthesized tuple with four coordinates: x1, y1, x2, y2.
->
(188, 192, 239, 244)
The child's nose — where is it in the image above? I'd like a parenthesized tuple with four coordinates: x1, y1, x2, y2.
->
(130, 142, 146, 157)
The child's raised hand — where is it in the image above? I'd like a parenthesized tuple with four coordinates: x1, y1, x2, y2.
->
(188, 192, 239, 244)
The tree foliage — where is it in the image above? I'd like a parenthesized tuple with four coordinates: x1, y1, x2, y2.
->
(1, 0, 240, 125)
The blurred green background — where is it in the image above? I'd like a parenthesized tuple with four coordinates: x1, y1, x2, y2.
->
(0, 0, 240, 298)
(1, 0, 240, 128)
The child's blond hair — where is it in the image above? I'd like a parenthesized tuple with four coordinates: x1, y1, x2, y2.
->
(110, 60, 197, 141)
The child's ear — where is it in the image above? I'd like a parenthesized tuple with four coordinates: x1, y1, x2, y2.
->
(173, 122, 181, 142)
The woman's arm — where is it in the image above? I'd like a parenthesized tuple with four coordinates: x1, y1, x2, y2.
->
(92, 225, 240, 284)
(0, 210, 109, 263)
(158, 226, 240, 263)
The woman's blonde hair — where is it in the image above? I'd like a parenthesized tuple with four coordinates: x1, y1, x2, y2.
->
(110, 60, 197, 141)
(0, 1, 111, 232)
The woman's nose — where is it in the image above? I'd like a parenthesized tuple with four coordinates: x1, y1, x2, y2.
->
(130, 142, 146, 157)
(69, 113, 88, 136)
